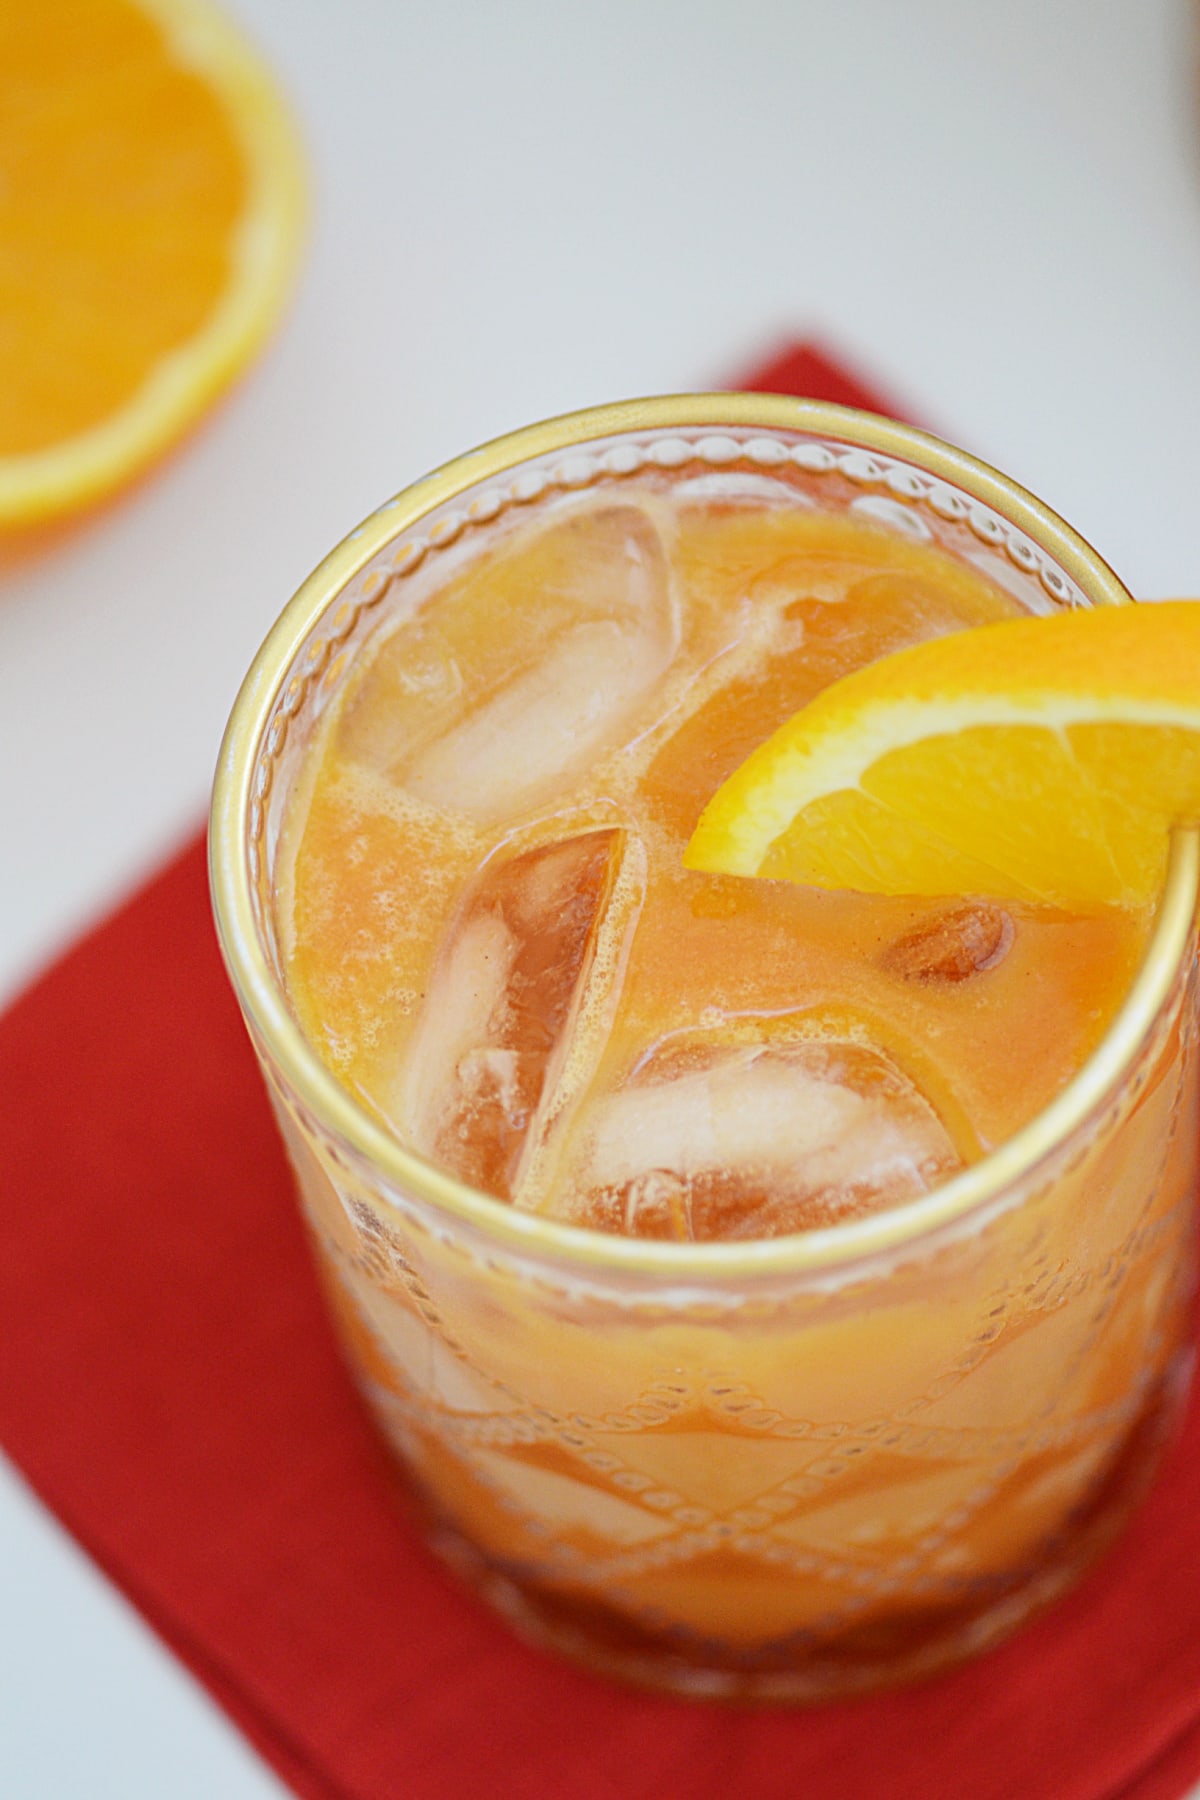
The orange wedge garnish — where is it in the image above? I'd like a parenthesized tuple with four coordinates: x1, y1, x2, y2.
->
(684, 602, 1200, 907)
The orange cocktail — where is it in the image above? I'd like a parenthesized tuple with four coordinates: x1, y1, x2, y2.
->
(211, 401, 1199, 1700)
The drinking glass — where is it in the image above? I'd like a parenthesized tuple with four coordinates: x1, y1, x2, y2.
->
(210, 397, 1199, 1701)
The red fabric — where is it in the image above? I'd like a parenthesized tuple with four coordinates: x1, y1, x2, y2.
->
(1, 343, 1198, 1800)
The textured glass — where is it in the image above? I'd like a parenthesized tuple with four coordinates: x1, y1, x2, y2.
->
(214, 406, 1199, 1701)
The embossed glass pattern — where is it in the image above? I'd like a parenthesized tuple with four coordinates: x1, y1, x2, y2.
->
(211, 399, 1200, 1701)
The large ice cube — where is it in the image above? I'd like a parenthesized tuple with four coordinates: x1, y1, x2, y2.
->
(393, 829, 623, 1199)
(405, 618, 653, 819)
(560, 1036, 962, 1240)
(339, 501, 677, 823)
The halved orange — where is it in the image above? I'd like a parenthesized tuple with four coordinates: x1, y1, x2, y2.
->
(0, 0, 305, 532)
(684, 602, 1200, 908)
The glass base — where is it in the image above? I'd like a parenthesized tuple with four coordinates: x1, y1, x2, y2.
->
(411, 1361, 1188, 1706)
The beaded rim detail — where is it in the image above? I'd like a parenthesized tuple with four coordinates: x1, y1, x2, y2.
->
(241, 429, 1086, 892)
(210, 393, 1200, 1282)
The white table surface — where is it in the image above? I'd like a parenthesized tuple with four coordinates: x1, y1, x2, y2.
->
(3, 0, 1200, 1792)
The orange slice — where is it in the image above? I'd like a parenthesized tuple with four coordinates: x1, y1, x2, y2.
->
(684, 601, 1200, 908)
(0, 0, 305, 531)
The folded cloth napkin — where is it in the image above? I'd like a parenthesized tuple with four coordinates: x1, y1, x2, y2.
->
(2, 343, 1198, 1800)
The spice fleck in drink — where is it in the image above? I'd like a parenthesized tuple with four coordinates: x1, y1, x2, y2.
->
(214, 404, 1199, 1700)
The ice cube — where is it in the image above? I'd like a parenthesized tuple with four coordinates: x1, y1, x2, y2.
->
(881, 903, 1013, 984)
(405, 618, 653, 819)
(562, 1037, 962, 1240)
(339, 502, 677, 821)
(393, 829, 622, 1199)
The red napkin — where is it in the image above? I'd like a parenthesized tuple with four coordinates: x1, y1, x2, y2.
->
(2, 343, 1198, 1800)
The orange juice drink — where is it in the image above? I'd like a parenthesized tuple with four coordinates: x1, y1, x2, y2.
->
(211, 400, 1199, 1700)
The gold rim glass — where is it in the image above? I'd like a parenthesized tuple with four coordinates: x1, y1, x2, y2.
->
(210, 394, 1199, 1281)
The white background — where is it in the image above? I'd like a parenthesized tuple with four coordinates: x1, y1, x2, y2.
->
(2, 0, 1200, 1791)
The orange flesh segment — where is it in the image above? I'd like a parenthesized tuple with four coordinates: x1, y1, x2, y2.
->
(0, 0, 304, 523)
